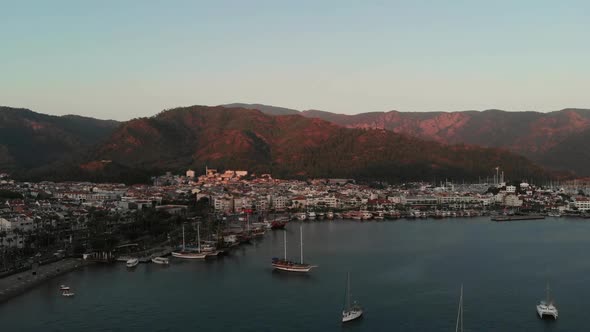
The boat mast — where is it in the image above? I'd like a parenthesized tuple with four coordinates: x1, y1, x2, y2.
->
(300, 225, 303, 264)
(346, 272, 351, 310)
(197, 223, 201, 253)
(283, 229, 287, 260)
(546, 282, 550, 304)
(182, 224, 186, 251)
(455, 284, 463, 332)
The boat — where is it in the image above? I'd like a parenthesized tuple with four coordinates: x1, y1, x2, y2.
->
(200, 242, 223, 257)
(171, 224, 207, 259)
(296, 213, 307, 221)
(327, 211, 334, 220)
(59, 285, 70, 291)
(126, 258, 139, 268)
(361, 211, 372, 220)
(271, 226, 317, 273)
(151, 257, 169, 265)
(455, 284, 463, 332)
(307, 211, 317, 220)
(342, 272, 363, 323)
(349, 211, 362, 220)
(62, 290, 75, 297)
(536, 283, 558, 319)
(223, 234, 239, 247)
(263, 216, 288, 230)
(271, 220, 287, 230)
(252, 227, 266, 237)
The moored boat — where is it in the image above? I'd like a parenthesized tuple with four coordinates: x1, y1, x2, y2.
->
(271, 220, 287, 229)
(59, 285, 70, 291)
(271, 226, 316, 273)
(172, 224, 207, 259)
(126, 258, 139, 268)
(151, 256, 169, 265)
(62, 290, 75, 297)
(252, 227, 266, 237)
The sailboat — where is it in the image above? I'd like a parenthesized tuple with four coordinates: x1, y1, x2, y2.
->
(342, 272, 363, 323)
(455, 284, 463, 332)
(536, 283, 558, 319)
(172, 224, 207, 259)
(271, 226, 317, 272)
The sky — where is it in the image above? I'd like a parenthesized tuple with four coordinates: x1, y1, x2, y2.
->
(1, 0, 589, 120)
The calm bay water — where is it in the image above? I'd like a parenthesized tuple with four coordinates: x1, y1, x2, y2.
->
(1, 217, 589, 331)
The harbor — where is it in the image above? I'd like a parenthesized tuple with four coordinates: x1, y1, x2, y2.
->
(0, 217, 587, 331)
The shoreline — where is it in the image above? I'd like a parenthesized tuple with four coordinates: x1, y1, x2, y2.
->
(0, 258, 92, 305)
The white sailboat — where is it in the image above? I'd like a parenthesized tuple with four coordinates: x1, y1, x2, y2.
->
(172, 224, 207, 259)
(455, 284, 463, 332)
(537, 283, 558, 319)
(342, 272, 363, 323)
(271, 226, 317, 272)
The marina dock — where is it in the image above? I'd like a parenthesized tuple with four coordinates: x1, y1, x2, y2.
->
(116, 246, 174, 263)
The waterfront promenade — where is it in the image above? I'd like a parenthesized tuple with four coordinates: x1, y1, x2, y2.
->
(0, 258, 90, 304)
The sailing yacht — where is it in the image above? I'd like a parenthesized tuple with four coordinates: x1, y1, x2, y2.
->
(455, 285, 463, 332)
(537, 283, 558, 319)
(271, 226, 317, 273)
(342, 272, 363, 323)
(172, 224, 207, 259)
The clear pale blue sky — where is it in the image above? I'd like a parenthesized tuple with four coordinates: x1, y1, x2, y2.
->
(1, 0, 589, 120)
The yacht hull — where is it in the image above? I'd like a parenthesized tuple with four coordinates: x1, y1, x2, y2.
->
(172, 252, 207, 259)
(342, 309, 363, 323)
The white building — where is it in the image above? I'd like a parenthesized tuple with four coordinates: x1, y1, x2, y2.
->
(186, 169, 195, 178)
(506, 185, 516, 193)
(503, 194, 522, 207)
(212, 195, 234, 213)
(573, 197, 590, 211)
(271, 195, 289, 211)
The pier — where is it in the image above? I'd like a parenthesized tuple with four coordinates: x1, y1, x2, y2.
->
(0, 258, 91, 304)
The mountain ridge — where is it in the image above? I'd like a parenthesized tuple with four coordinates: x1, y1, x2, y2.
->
(225, 103, 590, 175)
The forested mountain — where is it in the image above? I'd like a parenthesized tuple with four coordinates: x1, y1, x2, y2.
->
(87, 106, 547, 182)
(0, 106, 119, 170)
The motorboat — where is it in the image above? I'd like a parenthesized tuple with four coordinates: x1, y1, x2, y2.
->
(126, 258, 139, 268)
(151, 256, 169, 265)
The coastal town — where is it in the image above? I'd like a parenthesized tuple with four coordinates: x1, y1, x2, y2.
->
(0, 168, 589, 302)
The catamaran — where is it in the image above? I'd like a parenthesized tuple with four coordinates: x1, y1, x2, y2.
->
(172, 224, 207, 259)
(342, 272, 363, 323)
(537, 283, 558, 319)
(271, 226, 317, 273)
